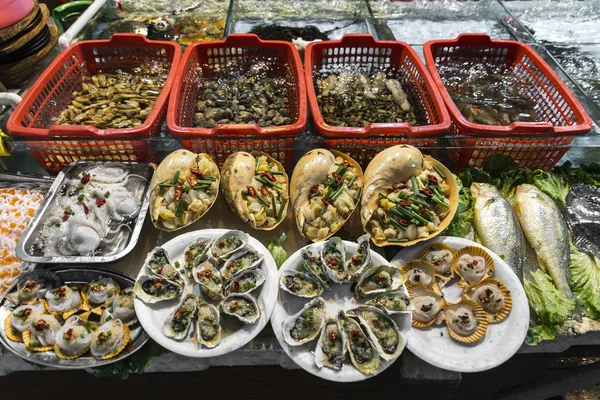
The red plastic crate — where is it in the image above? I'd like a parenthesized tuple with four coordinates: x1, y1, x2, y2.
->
(304, 34, 450, 164)
(424, 34, 592, 169)
(6, 34, 181, 173)
(167, 34, 307, 169)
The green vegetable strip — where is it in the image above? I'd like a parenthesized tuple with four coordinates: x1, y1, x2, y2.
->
(242, 190, 250, 197)
(192, 184, 210, 191)
(257, 176, 284, 190)
(388, 238, 409, 243)
(353, 188, 361, 201)
(330, 186, 345, 201)
(347, 175, 358, 189)
(159, 183, 175, 188)
(276, 199, 285, 220)
(411, 211, 431, 225)
(195, 179, 215, 185)
(432, 196, 450, 208)
(271, 197, 277, 216)
(389, 216, 407, 231)
(171, 171, 180, 185)
(409, 196, 429, 206)
(376, 210, 386, 226)
(175, 199, 185, 217)
(433, 165, 446, 179)
(202, 176, 217, 181)
(258, 196, 271, 207)
(411, 176, 419, 193)
(417, 177, 426, 189)
(267, 170, 285, 175)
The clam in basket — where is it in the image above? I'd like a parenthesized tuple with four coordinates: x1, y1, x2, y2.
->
(166, 34, 307, 170)
(6, 34, 181, 174)
(304, 34, 451, 167)
(423, 34, 592, 170)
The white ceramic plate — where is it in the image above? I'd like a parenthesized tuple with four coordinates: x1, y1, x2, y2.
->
(134, 229, 278, 358)
(271, 240, 411, 382)
(393, 236, 529, 373)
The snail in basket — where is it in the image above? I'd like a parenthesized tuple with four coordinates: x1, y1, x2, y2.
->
(290, 149, 363, 242)
(360, 145, 458, 246)
(221, 151, 289, 230)
(150, 150, 220, 231)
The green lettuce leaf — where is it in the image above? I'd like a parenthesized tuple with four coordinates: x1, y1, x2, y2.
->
(443, 175, 475, 238)
(523, 269, 576, 345)
(569, 244, 600, 319)
(91, 339, 166, 378)
(554, 161, 600, 187)
(531, 170, 570, 210)
(268, 233, 288, 269)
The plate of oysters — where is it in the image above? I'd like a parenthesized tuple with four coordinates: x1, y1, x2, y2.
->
(0, 267, 148, 369)
(392, 236, 529, 373)
(133, 229, 278, 357)
(271, 235, 412, 382)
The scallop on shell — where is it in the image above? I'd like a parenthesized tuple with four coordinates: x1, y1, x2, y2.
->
(221, 151, 289, 230)
(219, 293, 261, 324)
(192, 261, 224, 301)
(150, 150, 220, 231)
(301, 246, 331, 291)
(280, 271, 324, 298)
(196, 299, 222, 348)
(420, 243, 457, 280)
(211, 230, 249, 261)
(355, 264, 406, 299)
(338, 310, 380, 375)
(401, 260, 440, 293)
(133, 275, 182, 304)
(453, 246, 495, 286)
(360, 145, 458, 247)
(439, 299, 488, 344)
(347, 306, 403, 361)
(290, 149, 363, 242)
(314, 317, 347, 370)
(320, 236, 347, 283)
(282, 297, 326, 346)
(162, 294, 197, 340)
(466, 279, 512, 323)
(408, 286, 445, 328)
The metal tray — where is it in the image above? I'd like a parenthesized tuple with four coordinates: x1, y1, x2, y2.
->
(16, 161, 153, 264)
(0, 266, 149, 369)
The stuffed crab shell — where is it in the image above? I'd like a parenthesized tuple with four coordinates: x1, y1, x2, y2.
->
(221, 151, 289, 230)
(150, 150, 220, 231)
(290, 149, 363, 242)
(361, 145, 458, 247)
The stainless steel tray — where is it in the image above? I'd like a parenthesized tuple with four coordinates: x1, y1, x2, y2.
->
(16, 161, 153, 264)
(0, 267, 149, 369)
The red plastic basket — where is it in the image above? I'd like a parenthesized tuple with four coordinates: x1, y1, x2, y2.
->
(6, 34, 181, 173)
(424, 34, 592, 169)
(167, 34, 307, 169)
(304, 34, 451, 165)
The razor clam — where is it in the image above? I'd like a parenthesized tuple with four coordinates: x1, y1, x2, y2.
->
(219, 293, 261, 324)
(347, 306, 403, 361)
(301, 246, 332, 291)
(163, 294, 197, 340)
(12, 270, 63, 305)
(366, 291, 414, 314)
(196, 299, 221, 348)
(346, 233, 372, 281)
(282, 297, 326, 346)
(290, 149, 363, 242)
(338, 310, 380, 375)
(220, 250, 263, 281)
(314, 317, 347, 370)
(133, 275, 182, 304)
(280, 271, 324, 298)
(150, 150, 220, 232)
(321, 237, 347, 283)
(360, 145, 458, 247)
(355, 265, 406, 299)
(192, 261, 224, 301)
(211, 230, 249, 261)
(221, 151, 289, 231)
(145, 247, 184, 285)
(225, 268, 266, 295)
(184, 238, 213, 273)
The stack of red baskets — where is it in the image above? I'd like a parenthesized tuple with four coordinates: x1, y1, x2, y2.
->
(167, 34, 307, 169)
(304, 34, 451, 167)
(6, 34, 181, 174)
(423, 34, 592, 169)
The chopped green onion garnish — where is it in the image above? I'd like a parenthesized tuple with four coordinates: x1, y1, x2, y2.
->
(389, 217, 407, 230)
(257, 176, 284, 190)
(171, 171, 180, 185)
(376, 210, 386, 226)
(242, 190, 250, 197)
(330, 186, 344, 201)
(77, 194, 84, 202)
(175, 199, 185, 217)
(271, 197, 277, 215)
(202, 176, 217, 181)
(104, 191, 110, 198)
(433, 165, 446, 179)
(192, 184, 211, 191)
(347, 175, 358, 189)
(353, 188, 361, 202)
(258, 196, 271, 207)
(267, 170, 285, 175)
(195, 179, 215, 185)
(388, 238, 409, 243)
(411, 176, 419, 193)
(159, 183, 175, 188)
(411, 211, 430, 225)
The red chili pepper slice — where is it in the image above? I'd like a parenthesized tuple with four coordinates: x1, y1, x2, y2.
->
(191, 169, 204, 179)
(399, 199, 411, 207)
(419, 188, 434, 197)
(309, 183, 319, 195)
(428, 175, 439, 185)
(82, 202, 90, 215)
(395, 217, 408, 227)
(261, 171, 276, 182)
(247, 186, 257, 198)
(96, 198, 106, 208)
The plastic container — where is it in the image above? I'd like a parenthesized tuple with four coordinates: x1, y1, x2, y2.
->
(424, 34, 593, 169)
(304, 34, 450, 165)
(6, 34, 181, 173)
(52, 1, 92, 34)
(167, 34, 307, 168)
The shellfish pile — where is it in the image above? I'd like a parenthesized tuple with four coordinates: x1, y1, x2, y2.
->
(400, 243, 513, 344)
(35, 163, 145, 257)
(134, 230, 265, 348)
(3, 270, 136, 360)
(315, 68, 418, 127)
(53, 61, 169, 129)
(280, 236, 410, 375)
(194, 61, 293, 129)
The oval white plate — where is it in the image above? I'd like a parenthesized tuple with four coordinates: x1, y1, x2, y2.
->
(271, 240, 411, 382)
(393, 236, 529, 373)
(134, 229, 278, 358)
